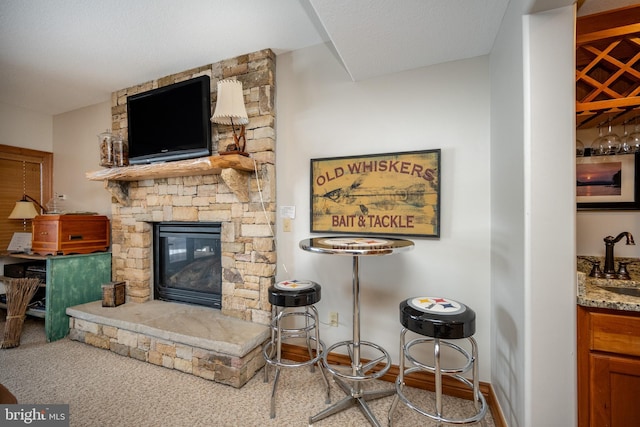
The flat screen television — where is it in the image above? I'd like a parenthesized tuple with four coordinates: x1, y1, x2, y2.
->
(127, 75, 212, 164)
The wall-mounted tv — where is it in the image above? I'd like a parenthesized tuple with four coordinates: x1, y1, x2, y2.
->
(127, 75, 212, 165)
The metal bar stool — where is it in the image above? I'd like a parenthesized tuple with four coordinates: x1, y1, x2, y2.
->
(389, 297, 487, 426)
(263, 279, 330, 418)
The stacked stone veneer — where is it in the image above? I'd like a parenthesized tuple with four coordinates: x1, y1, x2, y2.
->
(107, 49, 276, 325)
(68, 50, 276, 388)
(68, 317, 264, 388)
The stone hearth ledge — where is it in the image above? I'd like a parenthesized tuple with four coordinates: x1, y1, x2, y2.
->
(66, 300, 270, 388)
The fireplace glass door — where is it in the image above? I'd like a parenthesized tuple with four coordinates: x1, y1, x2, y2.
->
(153, 222, 222, 309)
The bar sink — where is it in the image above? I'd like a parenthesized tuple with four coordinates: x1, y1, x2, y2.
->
(597, 286, 640, 298)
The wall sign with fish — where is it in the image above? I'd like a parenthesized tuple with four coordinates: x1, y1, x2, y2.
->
(310, 149, 440, 237)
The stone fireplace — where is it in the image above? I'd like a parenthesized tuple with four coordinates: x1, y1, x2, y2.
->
(68, 50, 277, 388)
(104, 49, 276, 326)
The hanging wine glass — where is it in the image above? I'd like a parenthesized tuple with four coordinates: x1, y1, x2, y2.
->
(602, 119, 621, 155)
(627, 118, 640, 153)
(590, 124, 605, 155)
(619, 120, 632, 153)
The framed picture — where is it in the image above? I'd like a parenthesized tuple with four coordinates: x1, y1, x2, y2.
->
(577, 153, 640, 210)
(310, 149, 440, 237)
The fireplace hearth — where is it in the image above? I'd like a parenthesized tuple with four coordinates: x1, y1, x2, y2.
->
(153, 222, 222, 309)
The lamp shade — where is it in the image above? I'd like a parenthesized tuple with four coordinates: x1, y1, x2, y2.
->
(210, 79, 249, 125)
(8, 201, 39, 219)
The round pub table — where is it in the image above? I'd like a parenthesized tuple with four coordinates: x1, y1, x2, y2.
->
(300, 236, 414, 427)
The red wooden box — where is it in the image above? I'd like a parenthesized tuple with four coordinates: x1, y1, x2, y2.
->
(31, 214, 110, 256)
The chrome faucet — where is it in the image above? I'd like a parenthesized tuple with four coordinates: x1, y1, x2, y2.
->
(603, 232, 635, 278)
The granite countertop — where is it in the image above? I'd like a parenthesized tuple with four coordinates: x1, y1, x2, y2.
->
(577, 256, 640, 313)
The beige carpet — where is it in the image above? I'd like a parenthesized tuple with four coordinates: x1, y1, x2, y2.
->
(1, 315, 493, 427)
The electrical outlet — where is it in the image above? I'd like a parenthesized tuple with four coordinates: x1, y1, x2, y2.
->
(329, 311, 339, 327)
(282, 218, 291, 232)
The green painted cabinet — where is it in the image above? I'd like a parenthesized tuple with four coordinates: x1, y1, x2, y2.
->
(44, 252, 111, 341)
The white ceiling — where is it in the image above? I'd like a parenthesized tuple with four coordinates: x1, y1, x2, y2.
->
(0, 0, 632, 116)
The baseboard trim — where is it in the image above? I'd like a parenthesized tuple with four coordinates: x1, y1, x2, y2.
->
(282, 343, 507, 427)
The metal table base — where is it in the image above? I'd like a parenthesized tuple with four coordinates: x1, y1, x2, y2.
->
(309, 376, 394, 426)
(309, 339, 394, 426)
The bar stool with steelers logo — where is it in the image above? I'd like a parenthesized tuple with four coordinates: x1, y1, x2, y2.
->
(263, 279, 330, 419)
(388, 296, 487, 426)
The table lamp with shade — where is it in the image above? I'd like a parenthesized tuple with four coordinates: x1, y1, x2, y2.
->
(8, 194, 46, 222)
(7, 195, 45, 252)
(210, 79, 249, 156)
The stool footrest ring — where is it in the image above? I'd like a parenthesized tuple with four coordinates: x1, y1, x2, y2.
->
(263, 338, 325, 368)
(394, 366, 487, 424)
(322, 340, 391, 382)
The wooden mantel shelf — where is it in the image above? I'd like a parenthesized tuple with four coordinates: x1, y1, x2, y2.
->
(86, 154, 255, 181)
(86, 154, 255, 204)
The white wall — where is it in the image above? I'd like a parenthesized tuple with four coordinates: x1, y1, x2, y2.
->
(0, 103, 52, 151)
(52, 101, 112, 215)
(276, 43, 492, 378)
(491, 1, 577, 426)
(490, 0, 526, 423)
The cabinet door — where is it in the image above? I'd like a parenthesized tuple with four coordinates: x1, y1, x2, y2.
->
(590, 353, 640, 427)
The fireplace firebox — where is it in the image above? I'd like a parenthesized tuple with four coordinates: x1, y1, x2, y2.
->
(153, 222, 222, 309)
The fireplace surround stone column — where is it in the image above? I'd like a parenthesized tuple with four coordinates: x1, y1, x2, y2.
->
(107, 49, 276, 326)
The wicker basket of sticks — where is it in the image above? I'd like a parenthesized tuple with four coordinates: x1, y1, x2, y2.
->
(1, 277, 42, 349)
